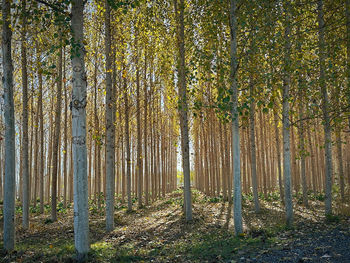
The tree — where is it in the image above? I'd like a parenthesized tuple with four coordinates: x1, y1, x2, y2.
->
(317, 0, 333, 216)
(229, 0, 243, 235)
(282, 0, 293, 227)
(174, 0, 192, 221)
(346, 0, 350, 129)
(21, 0, 30, 230)
(249, 81, 260, 213)
(51, 43, 63, 222)
(105, 0, 116, 232)
(135, 27, 143, 209)
(71, 0, 90, 259)
(2, 0, 16, 252)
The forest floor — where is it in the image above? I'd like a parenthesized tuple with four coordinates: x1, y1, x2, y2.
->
(1, 189, 350, 263)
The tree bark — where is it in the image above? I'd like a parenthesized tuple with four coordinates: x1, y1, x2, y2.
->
(174, 0, 192, 221)
(38, 62, 44, 213)
(124, 65, 132, 212)
(21, 0, 30, 230)
(2, 0, 16, 252)
(296, 22, 308, 207)
(249, 81, 260, 213)
(318, 0, 333, 216)
(71, 0, 90, 259)
(144, 55, 149, 206)
(282, 1, 293, 227)
(229, 0, 243, 235)
(63, 48, 68, 208)
(336, 129, 345, 201)
(135, 33, 143, 208)
(105, 0, 115, 232)
(346, 0, 350, 129)
(51, 44, 63, 222)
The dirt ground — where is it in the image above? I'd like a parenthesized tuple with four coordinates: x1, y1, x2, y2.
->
(0, 190, 349, 262)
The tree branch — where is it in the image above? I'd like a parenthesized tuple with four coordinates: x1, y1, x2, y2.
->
(33, 0, 70, 17)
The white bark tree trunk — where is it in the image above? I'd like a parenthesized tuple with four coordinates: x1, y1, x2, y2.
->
(38, 62, 44, 214)
(21, 0, 29, 230)
(135, 33, 143, 209)
(105, 0, 115, 232)
(318, 0, 333, 216)
(51, 44, 63, 222)
(71, 0, 90, 259)
(229, 0, 243, 235)
(174, 0, 192, 221)
(249, 82, 260, 213)
(296, 21, 308, 208)
(144, 56, 149, 206)
(282, 1, 293, 227)
(124, 67, 132, 212)
(2, 0, 16, 252)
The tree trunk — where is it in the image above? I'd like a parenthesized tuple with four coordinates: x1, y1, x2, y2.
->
(136, 34, 143, 208)
(346, 0, 350, 129)
(144, 55, 149, 206)
(2, 0, 16, 251)
(93, 49, 101, 209)
(296, 23, 308, 207)
(38, 62, 44, 213)
(71, 0, 90, 259)
(318, 0, 333, 216)
(249, 81, 260, 213)
(105, 0, 115, 232)
(282, 1, 293, 227)
(124, 65, 132, 212)
(229, 0, 243, 235)
(51, 44, 63, 222)
(336, 129, 345, 201)
(174, 0, 192, 221)
(63, 49, 68, 208)
(21, 0, 30, 230)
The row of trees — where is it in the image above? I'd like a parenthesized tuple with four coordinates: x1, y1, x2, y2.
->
(1, 0, 349, 260)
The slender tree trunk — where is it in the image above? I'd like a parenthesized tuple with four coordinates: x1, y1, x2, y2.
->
(260, 111, 267, 198)
(51, 44, 63, 222)
(93, 51, 101, 209)
(298, 100, 308, 207)
(249, 81, 260, 213)
(135, 34, 143, 208)
(38, 65, 44, 213)
(318, 0, 333, 216)
(21, 0, 30, 229)
(124, 66, 132, 211)
(105, 0, 115, 232)
(336, 129, 345, 201)
(229, 0, 243, 235)
(144, 55, 149, 206)
(2, 0, 16, 251)
(220, 123, 227, 200)
(47, 101, 53, 203)
(346, 0, 350, 129)
(71, 0, 90, 259)
(33, 90, 39, 208)
(63, 49, 68, 208)
(282, 1, 293, 227)
(174, 0, 192, 221)
(307, 126, 317, 192)
(296, 24, 308, 207)
(69, 130, 73, 204)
